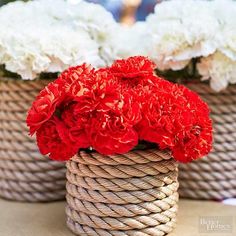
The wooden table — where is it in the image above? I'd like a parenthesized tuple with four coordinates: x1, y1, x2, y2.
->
(0, 199, 235, 236)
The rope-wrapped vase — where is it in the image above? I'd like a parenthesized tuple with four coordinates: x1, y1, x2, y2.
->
(179, 83, 236, 200)
(0, 78, 66, 202)
(66, 149, 179, 236)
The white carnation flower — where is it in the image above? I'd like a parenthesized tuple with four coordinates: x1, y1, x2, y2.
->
(197, 51, 236, 92)
(112, 22, 150, 60)
(65, 0, 119, 64)
(0, 0, 117, 79)
(212, 0, 236, 61)
(146, 0, 219, 71)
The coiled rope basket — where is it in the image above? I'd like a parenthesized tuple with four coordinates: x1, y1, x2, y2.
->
(66, 149, 179, 236)
(0, 78, 66, 202)
(179, 83, 236, 200)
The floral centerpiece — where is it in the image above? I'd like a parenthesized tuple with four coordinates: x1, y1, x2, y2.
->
(0, 0, 118, 202)
(0, 0, 119, 79)
(119, 0, 236, 200)
(27, 56, 213, 235)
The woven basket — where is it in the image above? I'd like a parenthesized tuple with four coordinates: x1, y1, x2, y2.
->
(66, 149, 179, 236)
(0, 78, 66, 202)
(179, 83, 236, 200)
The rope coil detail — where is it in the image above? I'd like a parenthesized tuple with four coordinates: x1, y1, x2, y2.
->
(0, 78, 66, 202)
(66, 150, 178, 236)
(179, 83, 236, 200)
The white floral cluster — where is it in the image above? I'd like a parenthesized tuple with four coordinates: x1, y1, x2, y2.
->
(0, 0, 119, 79)
(122, 0, 236, 91)
(113, 22, 150, 59)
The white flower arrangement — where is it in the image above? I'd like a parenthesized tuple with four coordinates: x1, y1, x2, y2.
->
(129, 0, 236, 91)
(0, 0, 118, 80)
(113, 22, 150, 59)
(198, 51, 236, 92)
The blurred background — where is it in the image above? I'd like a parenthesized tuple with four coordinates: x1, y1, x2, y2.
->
(0, 0, 165, 23)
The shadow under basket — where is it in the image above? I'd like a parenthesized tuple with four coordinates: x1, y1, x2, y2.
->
(65, 149, 179, 236)
(0, 78, 66, 202)
(179, 83, 236, 200)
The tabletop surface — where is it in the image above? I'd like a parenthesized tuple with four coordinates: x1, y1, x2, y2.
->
(0, 199, 235, 236)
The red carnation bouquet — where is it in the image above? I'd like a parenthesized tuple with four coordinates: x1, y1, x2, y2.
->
(26, 56, 213, 163)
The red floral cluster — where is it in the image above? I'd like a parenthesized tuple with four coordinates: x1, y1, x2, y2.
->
(27, 56, 213, 163)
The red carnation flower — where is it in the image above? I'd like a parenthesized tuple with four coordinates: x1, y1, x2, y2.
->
(36, 117, 79, 161)
(136, 82, 212, 163)
(136, 84, 178, 150)
(61, 103, 90, 149)
(171, 86, 213, 162)
(89, 112, 138, 155)
(26, 80, 65, 135)
(109, 56, 156, 88)
(27, 64, 93, 135)
(110, 56, 155, 77)
(27, 56, 213, 162)
(59, 63, 93, 91)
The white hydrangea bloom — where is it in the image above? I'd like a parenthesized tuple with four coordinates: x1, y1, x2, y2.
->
(197, 51, 236, 92)
(146, 0, 220, 71)
(0, 0, 117, 79)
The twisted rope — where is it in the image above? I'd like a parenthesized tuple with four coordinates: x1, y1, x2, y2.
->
(0, 129, 34, 142)
(66, 193, 179, 218)
(67, 216, 177, 236)
(66, 182, 179, 205)
(0, 149, 51, 162)
(0, 179, 66, 192)
(66, 150, 178, 235)
(0, 120, 27, 131)
(178, 188, 236, 201)
(0, 159, 65, 172)
(0, 78, 66, 202)
(0, 188, 66, 202)
(179, 168, 236, 181)
(0, 167, 66, 182)
(67, 153, 177, 179)
(71, 150, 172, 166)
(180, 160, 236, 172)
(66, 171, 178, 192)
(180, 179, 236, 191)
(198, 151, 236, 162)
(179, 83, 236, 200)
(66, 205, 178, 230)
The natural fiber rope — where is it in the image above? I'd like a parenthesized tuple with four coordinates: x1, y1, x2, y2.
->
(0, 78, 66, 202)
(0, 167, 66, 182)
(179, 168, 236, 181)
(179, 179, 236, 191)
(66, 171, 178, 191)
(67, 182, 179, 205)
(180, 160, 236, 172)
(0, 149, 51, 162)
(0, 188, 66, 202)
(179, 83, 236, 200)
(0, 159, 65, 172)
(199, 151, 236, 162)
(66, 205, 178, 230)
(67, 152, 177, 179)
(67, 216, 177, 236)
(71, 150, 172, 166)
(0, 129, 35, 142)
(66, 192, 179, 218)
(66, 150, 178, 235)
(0, 179, 66, 192)
(178, 188, 236, 200)
(211, 114, 236, 124)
